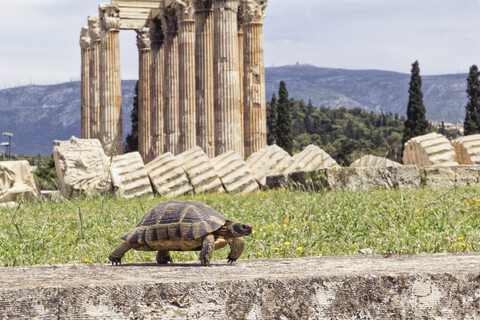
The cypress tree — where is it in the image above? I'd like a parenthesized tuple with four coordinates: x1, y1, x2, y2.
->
(275, 81, 293, 154)
(464, 65, 480, 135)
(125, 81, 139, 152)
(266, 94, 278, 145)
(304, 99, 315, 134)
(402, 61, 429, 145)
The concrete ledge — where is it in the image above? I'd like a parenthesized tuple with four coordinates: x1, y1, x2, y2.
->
(1, 254, 480, 319)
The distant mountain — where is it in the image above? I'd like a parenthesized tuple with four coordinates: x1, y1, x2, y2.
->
(0, 64, 468, 156)
(265, 64, 467, 121)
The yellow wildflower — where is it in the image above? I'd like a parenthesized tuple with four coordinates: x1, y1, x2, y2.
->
(284, 242, 291, 246)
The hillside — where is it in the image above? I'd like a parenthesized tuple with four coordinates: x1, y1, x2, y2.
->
(0, 64, 468, 156)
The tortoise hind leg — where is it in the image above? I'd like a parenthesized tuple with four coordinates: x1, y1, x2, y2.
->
(227, 237, 245, 264)
(108, 242, 132, 266)
(156, 250, 173, 264)
(200, 234, 215, 266)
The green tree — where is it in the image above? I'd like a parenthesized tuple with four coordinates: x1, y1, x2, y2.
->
(464, 65, 480, 135)
(275, 81, 293, 154)
(125, 81, 139, 152)
(403, 61, 429, 145)
(266, 94, 278, 145)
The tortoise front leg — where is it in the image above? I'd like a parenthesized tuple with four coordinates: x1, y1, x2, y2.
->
(156, 250, 173, 264)
(200, 234, 215, 266)
(227, 237, 245, 264)
(108, 242, 132, 265)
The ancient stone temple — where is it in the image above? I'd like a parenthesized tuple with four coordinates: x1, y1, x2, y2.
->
(80, 0, 268, 160)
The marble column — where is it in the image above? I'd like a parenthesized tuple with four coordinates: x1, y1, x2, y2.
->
(137, 27, 152, 162)
(242, 0, 267, 157)
(194, 0, 215, 158)
(161, 8, 180, 155)
(88, 15, 102, 140)
(80, 27, 91, 139)
(149, 18, 165, 160)
(99, 4, 123, 156)
(237, 10, 245, 157)
(175, 1, 197, 154)
(213, 0, 242, 156)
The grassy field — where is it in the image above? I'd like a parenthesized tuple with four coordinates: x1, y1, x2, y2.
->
(1, 186, 480, 267)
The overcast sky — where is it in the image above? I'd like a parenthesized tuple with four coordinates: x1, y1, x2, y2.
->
(1, 0, 479, 88)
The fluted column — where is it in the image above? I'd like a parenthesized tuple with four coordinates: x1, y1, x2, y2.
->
(149, 18, 165, 159)
(194, 0, 215, 157)
(137, 27, 152, 162)
(88, 15, 102, 140)
(175, 1, 197, 153)
(213, 0, 242, 156)
(242, 0, 267, 157)
(100, 4, 123, 156)
(161, 9, 180, 155)
(237, 10, 245, 157)
(80, 27, 91, 139)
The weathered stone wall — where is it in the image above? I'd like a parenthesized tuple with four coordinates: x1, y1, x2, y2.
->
(1, 254, 479, 319)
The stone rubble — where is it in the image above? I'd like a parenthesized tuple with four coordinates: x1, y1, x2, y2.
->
(293, 144, 339, 170)
(0, 160, 40, 203)
(351, 154, 402, 168)
(53, 137, 110, 197)
(176, 146, 224, 194)
(211, 150, 259, 194)
(452, 134, 480, 164)
(145, 152, 193, 197)
(403, 132, 458, 166)
(247, 144, 302, 187)
(109, 151, 153, 199)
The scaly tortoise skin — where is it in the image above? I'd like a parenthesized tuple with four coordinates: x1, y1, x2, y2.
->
(108, 200, 252, 266)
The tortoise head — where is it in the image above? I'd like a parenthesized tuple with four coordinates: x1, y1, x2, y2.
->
(225, 222, 253, 237)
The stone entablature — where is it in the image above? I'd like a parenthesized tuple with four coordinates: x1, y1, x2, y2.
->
(80, 0, 268, 160)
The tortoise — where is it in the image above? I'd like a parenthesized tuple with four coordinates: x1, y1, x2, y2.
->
(108, 200, 252, 266)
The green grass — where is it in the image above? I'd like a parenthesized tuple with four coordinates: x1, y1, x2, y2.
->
(1, 186, 480, 267)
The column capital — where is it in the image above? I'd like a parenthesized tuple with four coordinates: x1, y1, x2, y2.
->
(99, 4, 121, 31)
(173, 0, 196, 22)
(80, 27, 92, 49)
(88, 15, 102, 42)
(194, 0, 213, 12)
(240, 0, 267, 24)
(213, 0, 239, 11)
(136, 27, 151, 51)
(148, 19, 164, 44)
(160, 8, 178, 35)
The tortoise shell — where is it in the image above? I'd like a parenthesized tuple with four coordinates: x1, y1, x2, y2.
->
(120, 200, 232, 246)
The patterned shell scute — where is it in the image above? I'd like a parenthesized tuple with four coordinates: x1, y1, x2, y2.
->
(121, 201, 230, 243)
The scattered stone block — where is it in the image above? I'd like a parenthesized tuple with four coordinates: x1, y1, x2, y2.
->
(145, 152, 193, 197)
(247, 144, 301, 187)
(177, 147, 224, 194)
(293, 144, 338, 170)
(387, 165, 421, 189)
(453, 165, 480, 187)
(423, 166, 456, 188)
(110, 152, 153, 199)
(211, 151, 259, 194)
(53, 137, 111, 197)
(287, 170, 330, 192)
(0, 161, 39, 203)
(351, 155, 402, 168)
(403, 133, 458, 166)
(266, 166, 421, 191)
(327, 167, 393, 191)
(452, 134, 480, 164)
